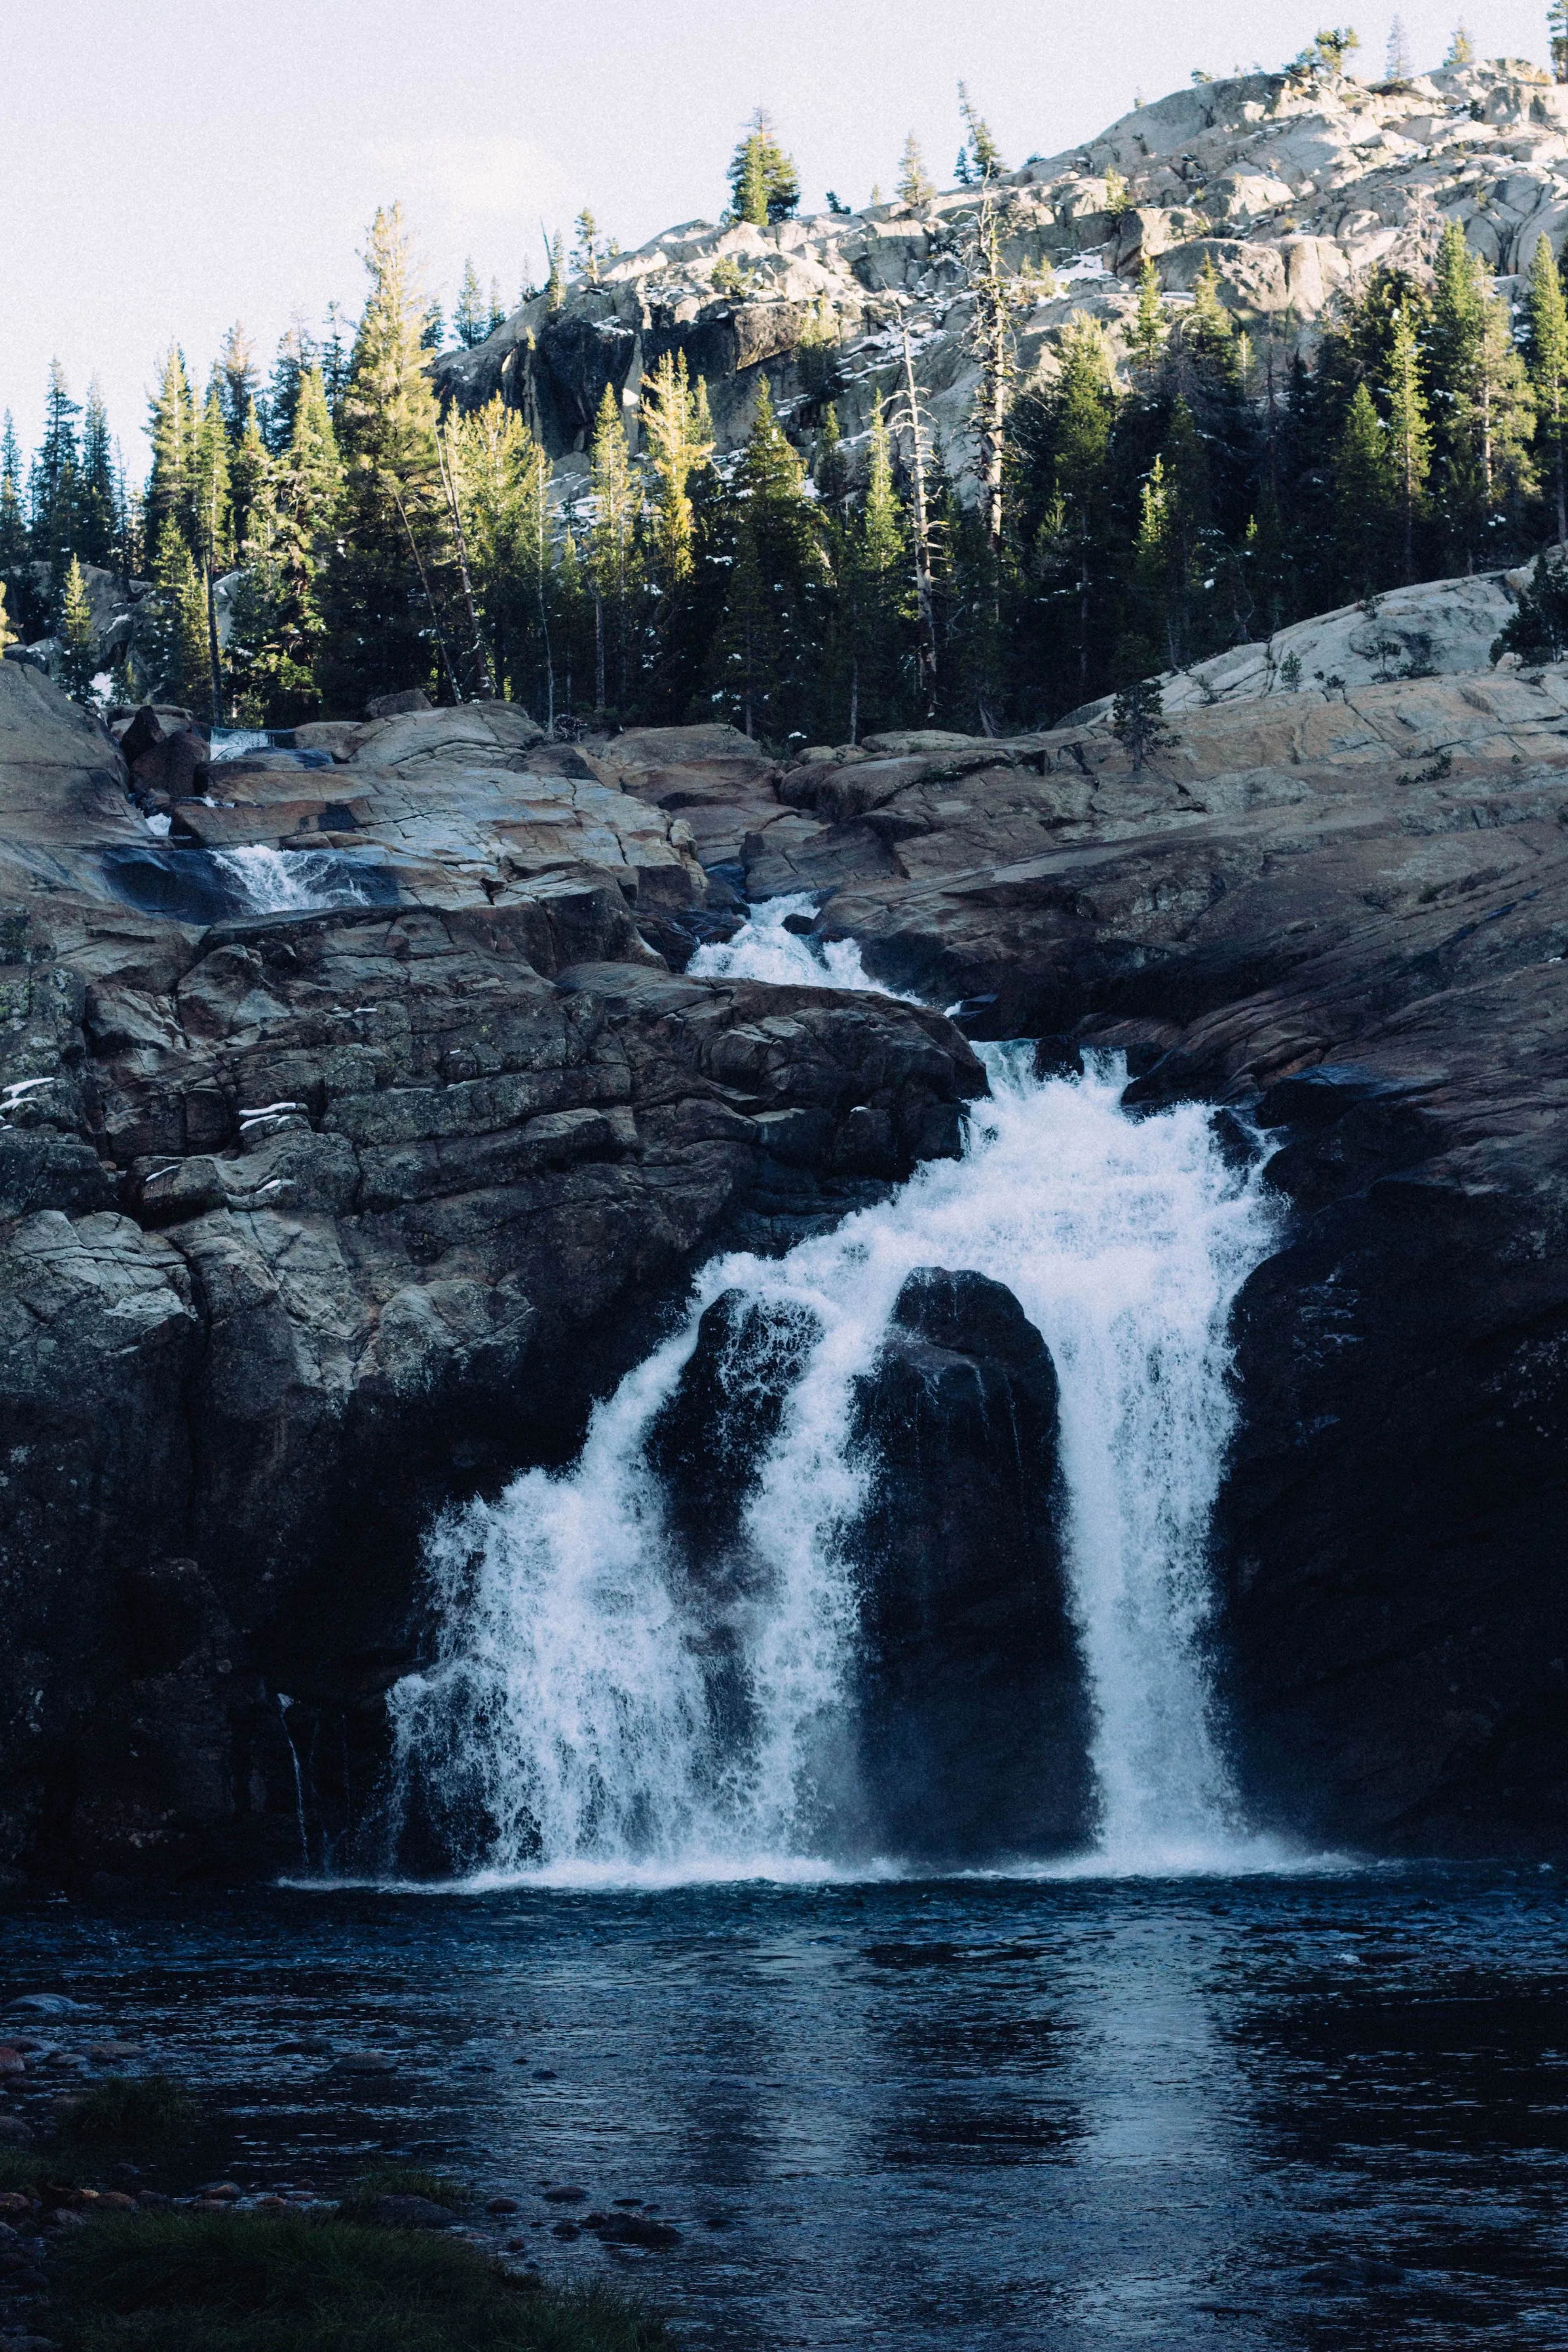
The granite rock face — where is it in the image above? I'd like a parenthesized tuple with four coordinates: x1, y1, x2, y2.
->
(435, 59, 1568, 499)
(0, 667, 981, 1879)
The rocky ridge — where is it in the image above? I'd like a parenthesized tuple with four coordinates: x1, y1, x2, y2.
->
(438, 57, 1568, 491)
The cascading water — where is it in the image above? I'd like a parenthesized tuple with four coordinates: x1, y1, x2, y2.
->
(213, 844, 372, 915)
(386, 904, 1283, 1882)
(688, 891, 897, 992)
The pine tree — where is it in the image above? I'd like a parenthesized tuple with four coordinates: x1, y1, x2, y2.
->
(1385, 14, 1411, 78)
(443, 394, 545, 698)
(958, 83, 1004, 182)
(727, 110, 800, 225)
(455, 260, 488, 347)
(146, 346, 196, 554)
(31, 360, 81, 568)
(0, 583, 13, 655)
(1111, 674, 1174, 769)
(326, 203, 455, 705)
(1553, 0, 1568, 81)
(216, 324, 258, 441)
(836, 388, 910, 739)
(965, 190, 1025, 556)
(1385, 304, 1432, 578)
(77, 379, 119, 568)
(1447, 21, 1473, 62)
(1130, 253, 1168, 380)
(320, 303, 352, 414)
(193, 386, 234, 574)
(897, 134, 936, 209)
(641, 350, 712, 591)
(1527, 232, 1568, 540)
(0, 415, 25, 611)
(420, 299, 446, 352)
(57, 555, 97, 704)
(1332, 380, 1394, 596)
(265, 322, 317, 455)
(149, 516, 211, 710)
(573, 210, 602, 283)
(710, 380, 828, 739)
(587, 382, 638, 710)
(1038, 312, 1117, 705)
(229, 401, 269, 556)
(1428, 222, 1536, 557)
(228, 364, 343, 723)
(546, 232, 566, 312)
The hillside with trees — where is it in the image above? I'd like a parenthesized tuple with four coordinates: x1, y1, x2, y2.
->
(12, 40, 1568, 740)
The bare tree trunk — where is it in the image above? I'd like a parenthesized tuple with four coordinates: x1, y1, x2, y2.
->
(436, 427, 494, 698)
(392, 485, 461, 703)
(900, 322, 939, 715)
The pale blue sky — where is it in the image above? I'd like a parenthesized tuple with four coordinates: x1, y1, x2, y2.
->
(0, 0, 1555, 468)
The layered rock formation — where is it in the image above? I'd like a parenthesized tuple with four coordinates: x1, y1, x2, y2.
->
(437, 58, 1568, 491)
(0, 667, 980, 1881)
(10, 533, 1568, 1871)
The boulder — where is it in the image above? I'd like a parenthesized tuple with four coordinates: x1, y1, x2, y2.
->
(847, 1269, 1093, 1860)
(363, 688, 433, 720)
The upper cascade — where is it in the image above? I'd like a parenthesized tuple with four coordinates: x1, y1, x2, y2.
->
(434, 55, 1568, 495)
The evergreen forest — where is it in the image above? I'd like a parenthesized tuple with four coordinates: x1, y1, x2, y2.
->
(8, 95, 1568, 745)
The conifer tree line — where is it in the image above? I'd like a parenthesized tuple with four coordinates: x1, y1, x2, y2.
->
(14, 95, 1568, 738)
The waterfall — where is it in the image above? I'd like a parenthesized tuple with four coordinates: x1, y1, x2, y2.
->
(688, 891, 899, 993)
(387, 911, 1282, 1881)
(213, 845, 370, 915)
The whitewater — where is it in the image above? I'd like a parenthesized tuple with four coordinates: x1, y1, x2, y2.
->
(386, 893, 1284, 1883)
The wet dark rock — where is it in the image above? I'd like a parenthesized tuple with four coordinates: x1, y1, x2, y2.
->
(646, 1289, 824, 1562)
(591, 2211, 682, 2249)
(549, 2219, 581, 2240)
(485, 2195, 519, 2214)
(847, 1268, 1094, 1860)
(541, 2186, 587, 2203)
(365, 2195, 457, 2230)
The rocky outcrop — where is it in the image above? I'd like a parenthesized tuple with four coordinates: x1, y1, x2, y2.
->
(847, 1269, 1092, 1862)
(436, 59, 1568, 497)
(644, 1265, 1091, 1864)
(0, 666, 982, 1879)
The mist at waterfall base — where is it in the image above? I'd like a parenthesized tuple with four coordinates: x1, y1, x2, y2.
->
(385, 893, 1288, 1886)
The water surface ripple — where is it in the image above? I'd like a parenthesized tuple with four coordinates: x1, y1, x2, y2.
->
(7, 1868, 1567, 2348)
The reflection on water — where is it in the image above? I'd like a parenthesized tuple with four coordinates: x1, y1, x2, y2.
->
(4, 1869, 1567, 2348)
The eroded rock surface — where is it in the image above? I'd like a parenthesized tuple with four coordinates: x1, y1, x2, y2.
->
(0, 668, 981, 1879)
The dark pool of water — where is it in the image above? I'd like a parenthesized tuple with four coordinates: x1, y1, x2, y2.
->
(4, 1867, 1568, 2349)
